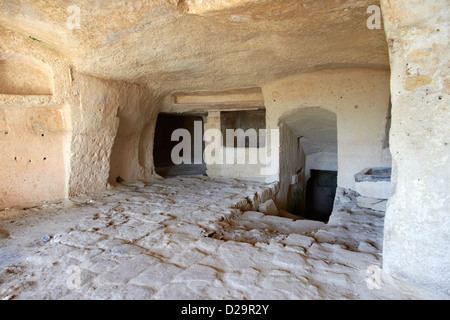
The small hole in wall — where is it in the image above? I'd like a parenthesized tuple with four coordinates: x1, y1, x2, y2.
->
(41, 134, 45, 137)
(43, 157, 47, 161)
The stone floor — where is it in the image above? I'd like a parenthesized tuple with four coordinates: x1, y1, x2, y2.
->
(0, 176, 445, 300)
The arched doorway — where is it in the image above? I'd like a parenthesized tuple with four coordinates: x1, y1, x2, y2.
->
(279, 107, 338, 222)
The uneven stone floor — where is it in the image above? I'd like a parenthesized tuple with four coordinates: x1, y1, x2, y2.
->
(0, 176, 446, 300)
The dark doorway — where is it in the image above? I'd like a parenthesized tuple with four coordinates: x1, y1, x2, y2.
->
(305, 170, 337, 222)
(153, 114, 206, 178)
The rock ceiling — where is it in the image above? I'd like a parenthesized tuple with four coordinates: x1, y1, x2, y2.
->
(0, 0, 389, 94)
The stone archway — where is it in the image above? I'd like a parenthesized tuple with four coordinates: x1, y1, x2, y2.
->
(278, 107, 338, 220)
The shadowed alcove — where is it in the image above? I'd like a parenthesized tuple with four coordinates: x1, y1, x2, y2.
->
(280, 107, 338, 221)
(153, 113, 207, 178)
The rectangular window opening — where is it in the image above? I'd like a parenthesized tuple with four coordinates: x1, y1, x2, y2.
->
(220, 109, 266, 148)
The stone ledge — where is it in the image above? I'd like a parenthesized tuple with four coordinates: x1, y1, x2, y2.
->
(356, 196, 387, 212)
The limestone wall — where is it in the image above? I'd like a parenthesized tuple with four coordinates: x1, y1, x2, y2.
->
(68, 72, 160, 196)
(381, 0, 450, 294)
(0, 27, 161, 208)
(277, 121, 306, 211)
(0, 27, 72, 209)
(0, 105, 71, 209)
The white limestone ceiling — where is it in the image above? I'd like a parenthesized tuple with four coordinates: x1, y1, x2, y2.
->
(0, 0, 389, 94)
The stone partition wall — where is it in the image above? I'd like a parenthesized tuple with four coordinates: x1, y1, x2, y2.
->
(381, 0, 449, 294)
(277, 121, 306, 212)
(107, 82, 160, 185)
(68, 72, 160, 196)
(67, 72, 120, 196)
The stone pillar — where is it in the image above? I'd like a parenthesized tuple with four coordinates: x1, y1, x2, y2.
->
(203, 111, 221, 133)
(380, 0, 449, 294)
(204, 111, 222, 176)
